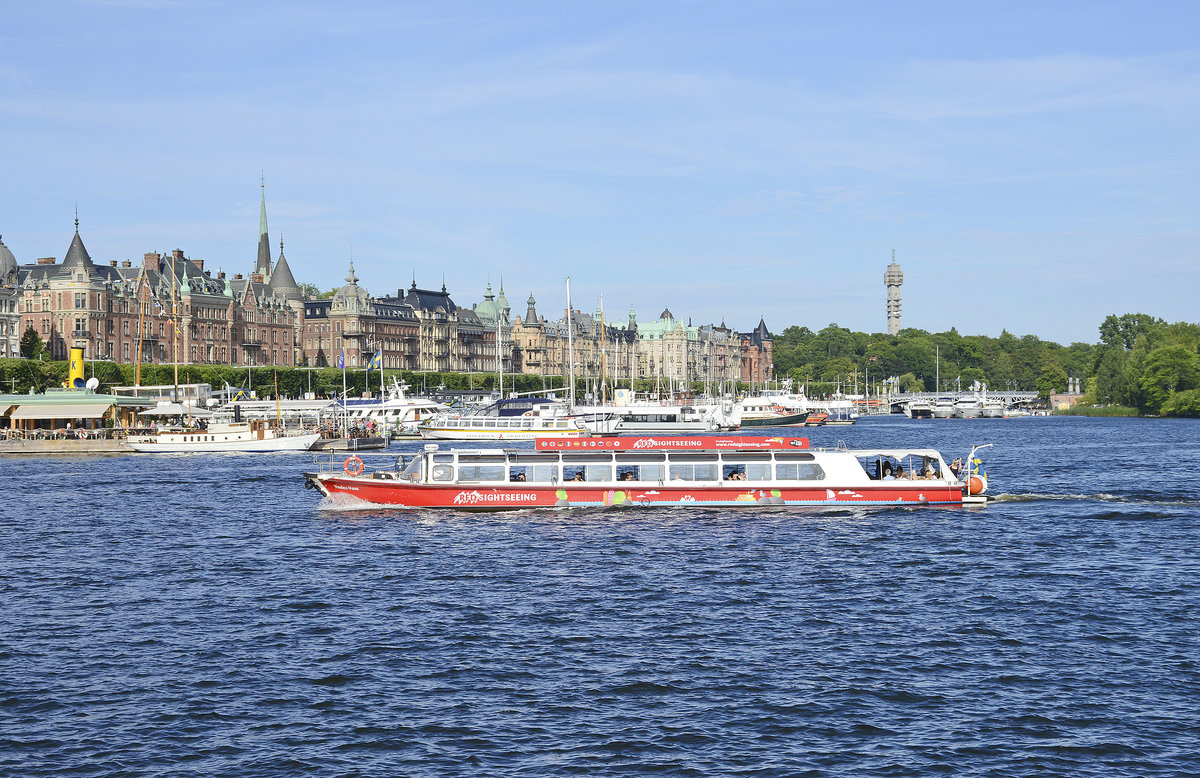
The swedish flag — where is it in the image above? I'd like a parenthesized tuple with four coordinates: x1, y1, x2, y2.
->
(366, 349, 383, 372)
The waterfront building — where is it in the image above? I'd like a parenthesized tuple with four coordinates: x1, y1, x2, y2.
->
(740, 318, 773, 385)
(14, 215, 297, 367)
(0, 235, 22, 357)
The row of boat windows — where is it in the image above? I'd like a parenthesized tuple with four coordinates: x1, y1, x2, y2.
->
(432, 462, 826, 483)
(427, 419, 579, 429)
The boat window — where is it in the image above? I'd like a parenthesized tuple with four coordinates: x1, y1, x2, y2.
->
(508, 466, 529, 483)
(775, 462, 826, 480)
(669, 463, 716, 481)
(399, 456, 423, 479)
(525, 464, 558, 483)
(724, 464, 746, 481)
(774, 452, 816, 462)
(722, 453, 771, 462)
(459, 465, 505, 481)
(563, 465, 587, 482)
(584, 464, 611, 482)
(432, 464, 453, 481)
(459, 454, 507, 463)
(509, 454, 559, 464)
(637, 464, 665, 482)
(745, 463, 772, 481)
(563, 453, 611, 463)
(666, 453, 719, 463)
(433, 454, 454, 463)
(614, 453, 666, 463)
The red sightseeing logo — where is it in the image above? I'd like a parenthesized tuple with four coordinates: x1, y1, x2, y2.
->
(453, 490, 538, 505)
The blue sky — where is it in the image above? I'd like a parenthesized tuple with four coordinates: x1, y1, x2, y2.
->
(2, 1, 1197, 345)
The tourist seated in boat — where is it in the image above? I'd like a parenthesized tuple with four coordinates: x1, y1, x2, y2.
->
(724, 465, 746, 481)
(618, 469, 636, 481)
(569, 470, 585, 481)
(895, 465, 907, 479)
(882, 462, 895, 480)
(511, 471, 527, 482)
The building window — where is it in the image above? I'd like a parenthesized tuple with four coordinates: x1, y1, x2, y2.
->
(75, 293, 86, 309)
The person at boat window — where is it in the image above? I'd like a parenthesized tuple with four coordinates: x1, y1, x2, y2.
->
(570, 471, 585, 481)
(882, 462, 895, 480)
(618, 470, 635, 481)
(511, 472, 526, 482)
(895, 465, 907, 479)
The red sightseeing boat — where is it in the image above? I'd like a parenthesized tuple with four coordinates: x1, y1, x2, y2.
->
(304, 436, 992, 510)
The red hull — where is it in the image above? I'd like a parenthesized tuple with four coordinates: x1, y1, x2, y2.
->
(314, 476, 965, 510)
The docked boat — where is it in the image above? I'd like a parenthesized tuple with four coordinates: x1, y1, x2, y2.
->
(931, 396, 957, 418)
(736, 391, 810, 427)
(904, 400, 934, 419)
(129, 420, 320, 452)
(304, 437, 992, 509)
(417, 398, 589, 440)
(335, 380, 452, 438)
(570, 400, 739, 434)
(953, 395, 984, 419)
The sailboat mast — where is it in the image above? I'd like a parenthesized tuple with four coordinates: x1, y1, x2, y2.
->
(599, 294, 607, 405)
(566, 277, 575, 408)
(134, 266, 147, 394)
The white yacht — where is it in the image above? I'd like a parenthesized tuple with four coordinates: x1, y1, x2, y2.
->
(335, 380, 452, 437)
(128, 420, 320, 452)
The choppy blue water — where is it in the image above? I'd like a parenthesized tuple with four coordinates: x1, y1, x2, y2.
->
(1, 416, 1198, 776)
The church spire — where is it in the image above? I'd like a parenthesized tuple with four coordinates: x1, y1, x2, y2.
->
(255, 175, 272, 280)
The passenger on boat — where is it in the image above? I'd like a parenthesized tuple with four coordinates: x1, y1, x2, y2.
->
(618, 470, 635, 481)
(511, 472, 526, 482)
(882, 462, 895, 480)
(570, 471, 585, 481)
(895, 466, 907, 479)
(949, 458, 963, 478)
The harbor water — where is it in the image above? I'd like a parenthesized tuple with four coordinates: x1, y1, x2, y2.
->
(2, 416, 1198, 776)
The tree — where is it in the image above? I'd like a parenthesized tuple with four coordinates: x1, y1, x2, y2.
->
(20, 326, 43, 359)
(1139, 345, 1200, 413)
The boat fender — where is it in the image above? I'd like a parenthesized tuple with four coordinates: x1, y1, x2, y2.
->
(967, 475, 988, 495)
(344, 455, 365, 477)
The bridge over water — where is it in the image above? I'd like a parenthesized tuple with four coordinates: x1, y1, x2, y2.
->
(876, 391, 1039, 413)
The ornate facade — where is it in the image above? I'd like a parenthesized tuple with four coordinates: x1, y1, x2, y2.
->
(3, 190, 772, 384)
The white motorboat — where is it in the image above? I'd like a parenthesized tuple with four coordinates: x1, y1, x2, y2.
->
(335, 380, 452, 437)
(128, 420, 320, 452)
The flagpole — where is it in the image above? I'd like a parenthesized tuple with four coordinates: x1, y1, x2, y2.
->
(341, 349, 347, 437)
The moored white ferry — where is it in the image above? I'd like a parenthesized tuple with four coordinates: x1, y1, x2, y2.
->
(304, 436, 992, 509)
(130, 420, 320, 453)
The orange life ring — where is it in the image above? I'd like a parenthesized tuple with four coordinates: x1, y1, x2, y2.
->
(344, 455, 365, 476)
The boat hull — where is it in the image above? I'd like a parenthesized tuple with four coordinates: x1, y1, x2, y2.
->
(307, 474, 967, 510)
(741, 412, 810, 427)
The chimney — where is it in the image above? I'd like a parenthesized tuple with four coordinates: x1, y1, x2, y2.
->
(172, 249, 184, 260)
(234, 273, 243, 280)
(218, 271, 226, 280)
(144, 252, 161, 272)
(251, 273, 264, 283)
(121, 260, 132, 268)
(109, 260, 118, 267)
(37, 257, 56, 265)
(194, 259, 204, 271)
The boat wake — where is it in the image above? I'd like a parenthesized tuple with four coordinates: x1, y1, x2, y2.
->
(992, 492, 1200, 507)
(316, 492, 384, 512)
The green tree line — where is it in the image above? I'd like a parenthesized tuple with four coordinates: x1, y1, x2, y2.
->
(773, 313, 1200, 418)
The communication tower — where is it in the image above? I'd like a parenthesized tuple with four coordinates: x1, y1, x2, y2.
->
(884, 250, 903, 335)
